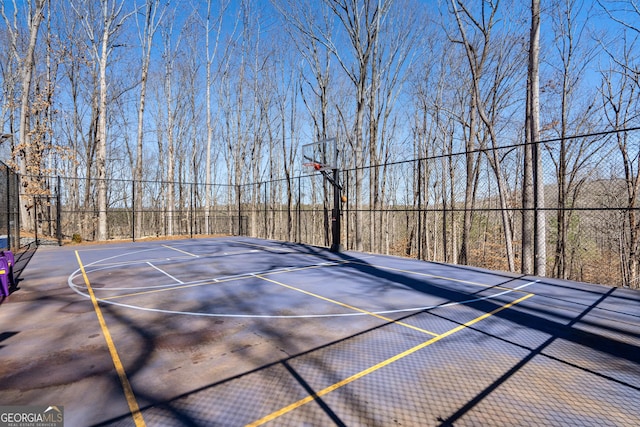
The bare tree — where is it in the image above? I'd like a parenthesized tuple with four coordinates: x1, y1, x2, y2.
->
(365, 0, 417, 253)
(0, 2, 21, 161)
(598, 0, 640, 288)
(449, 0, 524, 272)
(202, 0, 231, 235)
(523, 0, 541, 275)
(601, 69, 640, 288)
(133, 0, 164, 238)
(1, 0, 47, 231)
(272, 0, 336, 142)
(158, 11, 181, 235)
(72, 0, 134, 240)
(544, 0, 601, 279)
(272, 0, 337, 244)
(54, 1, 93, 238)
(322, 0, 394, 251)
(444, 1, 483, 266)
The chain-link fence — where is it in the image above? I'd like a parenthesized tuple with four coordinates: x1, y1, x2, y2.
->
(51, 177, 246, 243)
(0, 161, 21, 251)
(242, 127, 640, 288)
(16, 127, 640, 288)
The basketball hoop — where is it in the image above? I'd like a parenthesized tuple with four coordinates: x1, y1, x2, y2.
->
(301, 137, 343, 252)
(303, 161, 326, 172)
(302, 138, 337, 173)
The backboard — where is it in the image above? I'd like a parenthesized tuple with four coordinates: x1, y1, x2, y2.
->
(302, 138, 337, 173)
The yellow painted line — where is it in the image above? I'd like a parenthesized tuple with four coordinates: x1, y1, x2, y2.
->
(256, 274, 439, 337)
(75, 251, 146, 427)
(246, 292, 534, 427)
(162, 244, 198, 257)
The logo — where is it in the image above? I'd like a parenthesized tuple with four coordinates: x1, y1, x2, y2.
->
(0, 406, 64, 427)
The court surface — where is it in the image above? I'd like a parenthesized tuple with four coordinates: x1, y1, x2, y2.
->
(1, 236, 639, 426)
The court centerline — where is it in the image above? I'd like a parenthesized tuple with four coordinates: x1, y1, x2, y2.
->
(246, 292, 535, 427)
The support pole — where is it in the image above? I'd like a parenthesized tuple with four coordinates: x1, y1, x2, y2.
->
(131, 180, 136, 242)
(57, 176, 62, 246)
(236, 185, 242, 236)
(5, 168, 10, 250)
(330, 168, 342, 252)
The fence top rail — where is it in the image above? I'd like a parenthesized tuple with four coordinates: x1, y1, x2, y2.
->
(19, 127, 640, 189)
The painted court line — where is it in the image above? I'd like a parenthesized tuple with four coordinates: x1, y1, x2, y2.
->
(233, 240, 298, 253)
(146, 262, 184, 284)
(75, 251, 146, 427)
(94, 260, 352, 300)
(348, 260, 526, 293)
(162, 244, 199, 257)
(246, 292, 535, 427)
(68, 259, 344, 293)
(68, 252, 538, 319)
(71, 255, 197, 270)
(256, 274, 440, 337)
(372, 280, 539, 315)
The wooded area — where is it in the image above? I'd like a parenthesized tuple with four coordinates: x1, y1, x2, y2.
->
(1, 0, 639, 288)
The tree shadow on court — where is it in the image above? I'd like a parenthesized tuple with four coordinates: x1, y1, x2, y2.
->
(10, 239, 637, 426)
(247, 241, 640, 424)
(323, 246, 640, 426)
(88, 240, 639, 426)
(91, 295, 422, 426)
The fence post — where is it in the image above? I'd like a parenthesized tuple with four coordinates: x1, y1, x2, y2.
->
(237, 184, 242, 236)
(297, 176, 301, 243)
(346, 171, 350, 250)
(14, 173, 19, 250)
(417, 159, 422, 260)
(263, 183, 267, 239)
(190, 182, 194, 238)
(5, 166, 10, 250)
(131, 180, 136, 242)
(57, 176, 62, 246)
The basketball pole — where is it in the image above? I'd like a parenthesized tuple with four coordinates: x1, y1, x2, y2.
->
(303, 138, 341, 252)
(330, 168, 343, 253)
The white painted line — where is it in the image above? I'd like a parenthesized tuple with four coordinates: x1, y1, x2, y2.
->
(67, 240, 538, 319)
(147, 262, 184, 284)
(371, 280, 539, 315)
(162, 244, 199, 257)
(68, 268, 538, 319)
(72, 259, 350, 291)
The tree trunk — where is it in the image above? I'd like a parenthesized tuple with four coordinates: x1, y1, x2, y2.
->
(135, 0, 161, 239)
(17, 0, 46, 233)
(96, 2, 111, 241)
